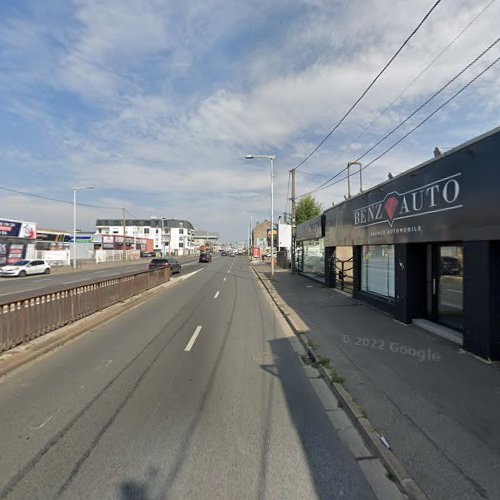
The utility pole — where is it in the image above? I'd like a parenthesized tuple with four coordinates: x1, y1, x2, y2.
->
(291, 168, 296, 273)
(122, 207, 126, 261)
(348, 161, 362, 195)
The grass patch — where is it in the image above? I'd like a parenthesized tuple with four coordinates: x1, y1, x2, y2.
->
(318, 356, 331, 368)
(307, 340, 319, 351)
(328, 368, 345, 384)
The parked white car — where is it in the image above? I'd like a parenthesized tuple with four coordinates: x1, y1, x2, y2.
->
(0, 259, 51, 278)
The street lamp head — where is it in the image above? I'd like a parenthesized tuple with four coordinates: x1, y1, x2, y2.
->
(73, 185, 94, 190)
(245, 154, 276, 160)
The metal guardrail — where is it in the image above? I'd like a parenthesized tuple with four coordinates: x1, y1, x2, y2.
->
(0, 268, 171, 353)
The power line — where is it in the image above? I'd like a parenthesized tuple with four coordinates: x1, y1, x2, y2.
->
(353, 37, 500, 163)
(298, 54, 500, 197)
(0, 185, 120, 210)
(361, 54, 500, 172)
(124, 209, 142, 220)
(292, 0, 444, 171)
(330, 0, 497, 166)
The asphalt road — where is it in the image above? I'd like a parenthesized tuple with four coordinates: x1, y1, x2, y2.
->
(0, 256, 200, 301)
(0, 256, 377, 499)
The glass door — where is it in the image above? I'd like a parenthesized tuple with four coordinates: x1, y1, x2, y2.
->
(427, 244, 464, 331)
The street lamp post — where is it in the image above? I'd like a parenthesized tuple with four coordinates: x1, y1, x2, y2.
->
(347, 161, 363, 196)
(242, 212, 253, 258)
(72, 186, 94, 270)
(245, 154, 276, 278)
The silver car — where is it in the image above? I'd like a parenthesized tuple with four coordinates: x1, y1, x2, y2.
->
(0, 259, 51, 277)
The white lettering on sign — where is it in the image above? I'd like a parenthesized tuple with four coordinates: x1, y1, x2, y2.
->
(352, 173, 462, 228)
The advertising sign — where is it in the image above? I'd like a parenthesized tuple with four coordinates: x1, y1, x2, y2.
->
(324, 128, 500, 246)
(278, 223, 292, 249)
(296, 215, 323, 242)
(0, 219, 36, 239)
(0, 243, 7, 265)
(253, 246, 261, 258)
(0, 243, 27, 265)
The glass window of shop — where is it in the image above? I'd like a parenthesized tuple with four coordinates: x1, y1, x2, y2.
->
(361, 245, 395, 298)
(302, 238, 325, 281)
(437, 245, 463, 331)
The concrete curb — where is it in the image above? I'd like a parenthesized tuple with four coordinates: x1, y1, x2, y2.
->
(252, 265, 428, 500)
(0, 277, 180, 380)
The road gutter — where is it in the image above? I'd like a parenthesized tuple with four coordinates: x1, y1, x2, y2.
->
(251, 264, 427, 500)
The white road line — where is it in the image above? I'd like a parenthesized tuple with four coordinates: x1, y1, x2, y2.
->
(223, 277, 227, 282)
(185, 326, 203, 352)
(214, 291, 220, 299)
(181, 268, 203, 280)
(30, 414, 54, 430)
(227, 270, 230, 274)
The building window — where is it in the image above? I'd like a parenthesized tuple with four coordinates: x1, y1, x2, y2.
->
(361, 245, 395, 298)
(179, 242, 184, 247)
(144, 228, 149, 234)
(301, 239, 325, 281)
(179, 229, 184, 234)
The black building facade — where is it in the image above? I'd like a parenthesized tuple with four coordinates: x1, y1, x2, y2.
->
(297, 126, 500, 360)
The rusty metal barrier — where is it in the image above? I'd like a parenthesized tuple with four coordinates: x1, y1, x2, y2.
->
(0, 268, 171, 353)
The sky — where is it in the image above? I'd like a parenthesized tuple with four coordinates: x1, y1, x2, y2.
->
(0, 0, 499, 242)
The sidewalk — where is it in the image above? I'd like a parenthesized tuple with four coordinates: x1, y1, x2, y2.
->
(253, 263, 500, 500)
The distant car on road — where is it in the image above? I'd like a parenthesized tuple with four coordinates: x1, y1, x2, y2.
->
(199, 252, 212, 263)
(148, 257, 181, 274)
(141, 251, 156, 258)
(0, 259, 51, 278)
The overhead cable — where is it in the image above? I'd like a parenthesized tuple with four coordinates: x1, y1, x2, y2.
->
(333, 0, 497, 163)
(0, 185, 120, 210)
(297, 54, 500, 197)
(354, 37, 500, 163)
(292, 0, 444, 171)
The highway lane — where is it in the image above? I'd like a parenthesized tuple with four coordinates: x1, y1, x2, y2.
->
(0, 256, 378, 499)
(0, 256, 202, 301)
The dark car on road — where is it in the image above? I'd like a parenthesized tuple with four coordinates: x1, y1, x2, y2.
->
(199, 252, 212, 263)
(148, 257, 181, 274)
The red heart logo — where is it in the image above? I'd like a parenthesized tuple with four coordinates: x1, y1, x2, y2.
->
(383, 196, 399, 221)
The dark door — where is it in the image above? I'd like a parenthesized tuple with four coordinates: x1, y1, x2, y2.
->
(427, 244, 464, 331)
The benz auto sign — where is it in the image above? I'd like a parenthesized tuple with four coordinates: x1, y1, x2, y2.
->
(353, 173, 462, 228)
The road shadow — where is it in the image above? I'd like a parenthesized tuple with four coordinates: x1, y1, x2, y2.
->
(260, 336, 375, 499)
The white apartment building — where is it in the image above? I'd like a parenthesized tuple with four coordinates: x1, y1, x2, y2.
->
(95, 217, 195, 256)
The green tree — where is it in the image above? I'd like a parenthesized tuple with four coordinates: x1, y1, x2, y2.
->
(295, 194, 323, 224)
